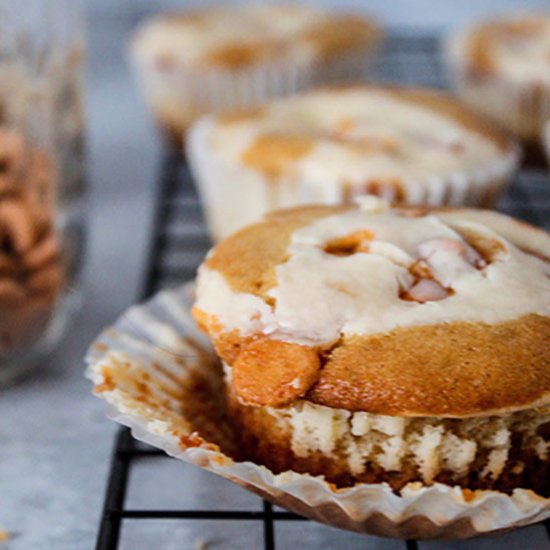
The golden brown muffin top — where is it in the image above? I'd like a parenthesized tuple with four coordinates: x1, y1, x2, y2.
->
(132, 5, 380, 70)
(193, 202, 550, 417)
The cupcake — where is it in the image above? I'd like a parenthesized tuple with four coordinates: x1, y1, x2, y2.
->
(446, 14, 550, 148)
(130, 5, 381, 147)
(187, 85, 520, 241)
(192, 199, 550, 495)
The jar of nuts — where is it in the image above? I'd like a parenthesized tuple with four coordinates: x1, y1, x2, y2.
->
(0, 1, 86, 385)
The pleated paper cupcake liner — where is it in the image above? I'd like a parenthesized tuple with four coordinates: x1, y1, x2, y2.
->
(86, 283, 550, 540)
(187, 117, 520, 241)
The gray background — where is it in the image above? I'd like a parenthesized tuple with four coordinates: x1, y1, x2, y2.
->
(1, 1, 550, 549)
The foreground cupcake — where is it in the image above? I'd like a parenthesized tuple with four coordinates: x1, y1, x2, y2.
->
(187, 86, 520, 240)
(131, 5, 381, 147)
(87, 200, 550, 537)
(192, 199, 550, 495)
(446, 14, 550, 146)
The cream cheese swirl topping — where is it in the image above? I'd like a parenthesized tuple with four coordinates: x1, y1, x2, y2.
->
(195, 200, 550, 346)
(210, 88, 505, 186)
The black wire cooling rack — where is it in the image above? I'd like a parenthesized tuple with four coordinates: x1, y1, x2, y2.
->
(96, 32, 550, 550)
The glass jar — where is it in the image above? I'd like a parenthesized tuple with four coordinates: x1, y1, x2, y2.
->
(0, 0, 86, 385)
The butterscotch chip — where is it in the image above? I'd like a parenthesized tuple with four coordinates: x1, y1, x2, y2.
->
(192, 307, 224, 334)
(241, 135, 313, 179)
(203, 41, 280, 67)
(362, 178, 406, 202)
(409, 260, 432, 279)
(232, 339, 320, 407)
(453, 224, 508, 262)
(323, 229, 375, 256)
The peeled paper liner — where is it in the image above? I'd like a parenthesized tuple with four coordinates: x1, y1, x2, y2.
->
(86, 283, 550, 540)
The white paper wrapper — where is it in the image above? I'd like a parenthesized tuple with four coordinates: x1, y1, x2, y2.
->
(130, 45, 379, 146)
(86, 283, 550, 540)
(187, 117, 520, 241)
(445, 30, 550, 143)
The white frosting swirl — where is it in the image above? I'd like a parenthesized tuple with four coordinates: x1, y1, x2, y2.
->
(195, 202, 550, 346)
(210, 88, 506, 188)
(133, 5, 335, 68)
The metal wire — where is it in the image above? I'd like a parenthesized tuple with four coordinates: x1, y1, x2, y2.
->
(95, 32, 550, 550)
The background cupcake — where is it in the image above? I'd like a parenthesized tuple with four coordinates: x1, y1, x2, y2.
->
(130, 5, 381, 148)
(188, 85, 520, 240)
(446, 14, 550, 152)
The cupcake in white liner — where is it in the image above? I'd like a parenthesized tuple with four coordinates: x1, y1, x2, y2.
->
(130, 5, 381, 147)
(87, 202, 550, 540)
(186, 85, 520, 241)
(445, 14, 550, 148)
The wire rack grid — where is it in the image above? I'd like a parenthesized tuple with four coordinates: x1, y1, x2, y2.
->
(96, 32, 550, 550)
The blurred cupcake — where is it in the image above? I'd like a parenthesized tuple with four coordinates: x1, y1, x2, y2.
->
(193, 199, 550, 495)
(187, 85, 520, 240)
(130, 5, 381, 147)
(446, 14, 550, 148)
